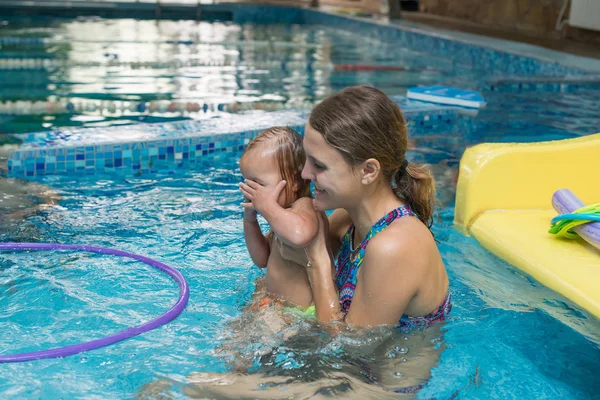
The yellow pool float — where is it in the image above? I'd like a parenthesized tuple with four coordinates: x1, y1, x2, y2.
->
(454, 132, 600, 318)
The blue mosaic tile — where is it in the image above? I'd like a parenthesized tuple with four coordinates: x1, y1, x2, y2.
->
(296, 8, 591, 77)
(6, 117, 393, 177)
(485, 76, 600, 93)
(231, 6, 303, 24)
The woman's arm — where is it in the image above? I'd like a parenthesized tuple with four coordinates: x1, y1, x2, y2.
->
(304, 211, 345, 323)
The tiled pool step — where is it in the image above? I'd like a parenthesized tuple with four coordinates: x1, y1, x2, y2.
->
(6, 98, 468, 177)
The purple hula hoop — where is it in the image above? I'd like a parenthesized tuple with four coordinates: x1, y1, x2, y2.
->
(0, 242, 190, 363)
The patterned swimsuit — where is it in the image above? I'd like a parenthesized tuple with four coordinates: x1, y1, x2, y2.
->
(335, 205, 452, 330)
(335, 205, 452, 394)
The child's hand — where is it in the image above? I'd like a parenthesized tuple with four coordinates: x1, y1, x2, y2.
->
(239, 179, 286, 215)
(240, 189, 255, 212)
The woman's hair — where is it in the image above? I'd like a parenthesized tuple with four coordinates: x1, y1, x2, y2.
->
(308, 86, 436, 228)
(241, 126, 311, 203)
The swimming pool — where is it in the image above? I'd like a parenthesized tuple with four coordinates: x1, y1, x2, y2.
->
(2, 5, 600, 399)
(2, 160, 600, 399)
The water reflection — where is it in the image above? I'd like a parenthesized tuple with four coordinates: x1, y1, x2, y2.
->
(0, 17, 456, 133)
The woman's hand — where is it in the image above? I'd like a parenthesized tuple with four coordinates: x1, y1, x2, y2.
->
(305, 209, 332, 269)
(239, 179, 286, 215)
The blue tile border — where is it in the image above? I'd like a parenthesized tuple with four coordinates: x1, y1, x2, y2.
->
(7, 99, 472, 177)
(485, 76, 600, 92)
(8, 129, 271, 177)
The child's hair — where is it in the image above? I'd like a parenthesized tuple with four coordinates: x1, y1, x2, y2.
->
(309, 86, 436, 228)
(241, 126, 311, 204)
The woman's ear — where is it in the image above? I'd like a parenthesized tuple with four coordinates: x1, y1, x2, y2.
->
(360, 158, 381, 185)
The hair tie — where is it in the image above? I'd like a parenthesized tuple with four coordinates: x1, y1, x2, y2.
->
(394, 159, 409, 180)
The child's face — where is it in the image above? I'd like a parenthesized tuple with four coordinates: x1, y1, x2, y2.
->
(240, 144, 290, 208)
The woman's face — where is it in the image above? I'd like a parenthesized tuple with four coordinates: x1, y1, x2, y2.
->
(301, 123, 363, 212)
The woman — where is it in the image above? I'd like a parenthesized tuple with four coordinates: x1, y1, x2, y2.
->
(299, 85, 451, 329)
(137, 86, 452, 398)
(210, 85, 452, 394)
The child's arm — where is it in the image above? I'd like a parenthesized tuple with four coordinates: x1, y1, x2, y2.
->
(240, 180, 318, 248)
(243, 208, 270, 269)
(261, 198, 318, 248)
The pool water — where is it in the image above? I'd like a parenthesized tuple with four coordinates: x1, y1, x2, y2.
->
(0, 15, 449, 134)
(1, 14, 600, 400)
(2, 159, 600, 399)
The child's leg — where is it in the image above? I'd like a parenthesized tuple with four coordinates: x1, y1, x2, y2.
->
(215, 277, 301, 373)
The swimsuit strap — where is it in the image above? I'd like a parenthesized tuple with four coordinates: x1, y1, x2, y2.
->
(350, 205, 415, 252)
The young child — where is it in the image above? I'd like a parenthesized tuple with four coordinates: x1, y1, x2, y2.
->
(238, 126, 319, 311)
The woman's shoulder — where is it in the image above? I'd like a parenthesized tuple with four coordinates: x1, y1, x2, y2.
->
(366, 216, 437, 265)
